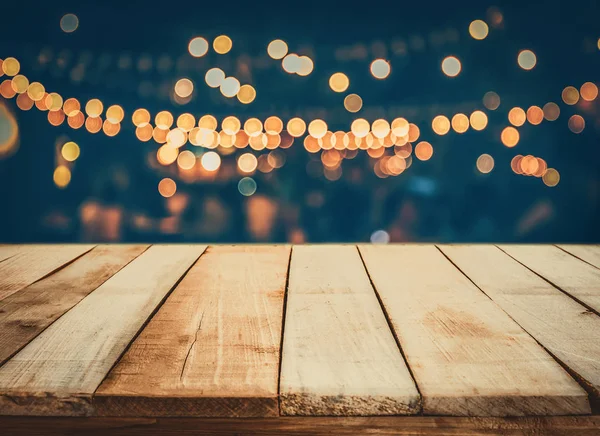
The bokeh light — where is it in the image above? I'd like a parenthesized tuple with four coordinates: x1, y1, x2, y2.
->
(580, 82, 598, 101)
(46, 93, 63, 111)
(562, 86, 579, 105)
(370, 230, 390, 244)
(60, 14, 79, 33)
(297, 56, 314, 76)
(2, 58, 20, 76)
(174, 78, 194, 98)
(11, 75, 29, 94)
(106, 105, 124, 124)
(526, 106, 544, 125)
(213, 35, 233, 54)
(85, 99, 103, 118)
(177, 150, 196, 170)
(568, 115, 585, 134)
(287, 117, 306, 137)
(442, 56, 461, 77)
(238, 177, 257, 196)
(282, 54, 302, 74)
(432, 115, 450, 135)
(238, 153, 258, 173)
(451, 113, 469, 133)
(542, 168, 560, 187)
(188, 37, 209, 57)
(53, 166, 71, 188)
(67, 112, 85, 129)
(158, 178, 177, 198)
(237, 84, 256, 104)
(469, 111, 488, 131)
(268, 39, 288, 59)
(308, 119, 328, 138)
(469, 20, 489, 40)
(264, 116, 283, 135)
(517, 50, 536, 70)
(102, 120, 121, 137)
(155, 111, 174, 129)
(0, 103, 19, 160)
(132, 108, 150, 127)
(508, 107, 526, 126)
(344, 94, 362, 113)
(27, 82, 45, 101)
(483, 91, 500, 110)
(370, 59, 391, 79)
(329, 73, 350, 92)
(61, 141, 80, 162)
(177, 113, 196, 132)
(16, 93, 34, 111)
(543, 102, 560, 121)
(351, 118, 370, 138)
(205, 68, 225, 88)
(415, 141, 433, 161)
(220, 77, 241, 97)
(476, 154, 494, 173)
(201, 151, 221, 171)
(501, 126, 520, 147)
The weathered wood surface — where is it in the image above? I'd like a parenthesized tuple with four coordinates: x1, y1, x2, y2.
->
(500, 245, 600, 314)
(2, 416, 600, 436)
(359, 244, 590, 416)
(557, 244, 600, 269)
(0, 245, 148, 365)
(0, 245, 206, 416)
(96, 245, 290, 417)
(439, 245, 600, 403)
(0, 245, 95, 301)
(279, 245, 420, 416)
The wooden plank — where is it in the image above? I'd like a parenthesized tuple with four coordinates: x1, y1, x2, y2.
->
(0, 245, 95, 301)
(2, 416, 600, 436)
(557, 245, 600, 269)
(439, 244, 600, 404)
(500, 245, 600, 314)
(280, 245, 420, 416)
(0, 244, 206, 417)
(0, 245, 148, 365)
(95, 245, 290, 418)
(0, 245, 25, 263)
(359, 244, 590, 416)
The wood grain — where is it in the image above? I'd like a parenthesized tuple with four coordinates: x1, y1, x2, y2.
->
(557, 245, 600, 269)
(0, 245, 26, 263)
(439, 244, 600, 403)
(0, 245, 95, 301)
(359, 244, 590, 416)
(2, 416, 600, 436)
(96, 245, 290, 417)
(280, 245, 420, 416)
(0, 245, 148, 365)
(0, 245, 206, 416)
(500, 245, 600, 314)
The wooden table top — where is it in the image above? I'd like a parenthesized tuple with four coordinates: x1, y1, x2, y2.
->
(0, 244, 599, 434)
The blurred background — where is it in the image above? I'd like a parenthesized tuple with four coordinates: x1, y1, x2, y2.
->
(0, 0, 598, 243)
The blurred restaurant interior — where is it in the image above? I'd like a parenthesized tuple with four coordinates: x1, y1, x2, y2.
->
(0, 0, 598, 243)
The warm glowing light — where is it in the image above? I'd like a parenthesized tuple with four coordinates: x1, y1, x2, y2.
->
(85, 116, 102, 133)
(264, 116, 283, 135)
(526, 106, 544, 125)
(177, 150, 196, 170)
(53, 166, 71, 188)
(136, 124, 153, 141)
(177, 113, 196, 132)
(238, 153, 258, 173)
(85, 99, 103, 118)
(344, 94, 362, 113)
(213, 35, 233, 54)
(244, 118, 263, 137)
(155, 111, 174, 129)
(568, 115, 585, 134)
(238, 177, 257, 196)
(199, 115, 218, 130)
(237, 84, 256, 104)
(222, 116, 241, 135)
(351, 118, 370, 138)
(26, 82, 45, 101)
(287, 117, 306, 137)
(370, 59, 391, 79)
(580, 82, 598, 101)
(432, 115, 450, 135)
(391, 118, 409, 137)
(476, 154, 494, 173)
(132, 108, 150, 127)
(297, 56, 314, 76)
(220, 77, 241, 98)
(167, 128, 187, 148)
(205, 68, 225, 88)
(415, 141, 433, 161)
(2, 58, 20, 76)
(158, 178, 177, 198)
(188, 37, 209, 57)
(372, 119, 391, 139)
(16, 93, 34, 110)
(60, 14, 79, 33)
(201, 151, 221, 171)
(67, 111, 85, 129)
(157, 144, 178, 165)
(408, 124, 420, 142)
(501, 126, 520, 147)
(469, 20, 489, 40)
(469, 111, 488, 131)
(543, 168, 560, 187)
(308, 119, 328, 139)
(35, 93, 49, 111)
(106, 105, 124, 124)
(442, 56, 461, 77)
(11, 75, 29, 94)
(282, 54, 302, 74)
(249, 133, 268, 150)
(102, 120, 121, 137)
(61, 141, 80, 162)
(267, 39, 288, 59)
(517, 50, 536, 70)
(508, 107, 526, 127)
(46, 93, 63, 111)
(63, 98, 81, 117)
(483, 91, 500, 110)
(174, 78, 194, 98)
(543, 102, 560, 121)
(0, 80, 17, 98)
(48, 110, 66, 126)
(0, 103, 19, 159)
(329, 73, 350, 92)
(451, 113, 469, 133)
(562, 86, 579, 105)
(304, 136, 320, 153)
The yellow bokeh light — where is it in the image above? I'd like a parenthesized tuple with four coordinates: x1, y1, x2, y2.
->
(297, 56, 314, 76)
(483, 91, 500, 110)
(60, 14, 79, 33)
(61, 141, 80, 162)
(476, 154, 494, 173)
(11, 75, 29, 94)
(167, 128, 187, 148)
(308, 119, 328, 139)
(344, 94, 362, 113)
(287, 117, 306, 137)
(201, 151, 221, 171)
(508, 107, 526, 127)
(158, 178, 177, 198)
(469, 111, 488, 131)
(220, 77, 241, 98)
(562, 86, 579, 105)
(568, 115, 585, 134)
(372, 119, 391, 139)
(155, 111, 174, 129)
(580, 82, 598, 101)
(132, 108, 150, 127)
(501, 126, 520, 147)
(442, 56, 461, 77)
(543, 168, 560, 187)
(177, 113, 196, 132)
(526, 106, 544, 125)
(244, 118, 263, 137)
(174, 78, 194, 98)
(2, 57, 20, 76)
(238, 153, 258, 173)
(0, 103, 19, 159)
(517, 50, 536, 70)
(177, 150, 196, 170)
(432, 115, 450, 135)
(329, 73, 350, 93)
(213, 35, 233, 54)
(199, 114, 218, 130)
(265, 116, 283, 135)
(237, 84, 256, 104)
(188, 37, 209, 57)
(27, 82, 45, 101)
(282, 54, 301, 74)
(63, 98, 81, 117)
(370, 59, 391, 79)
(469, 20, 489, 40)
(46, 93, 63, 111)
(451, 113, 469, 133)
(415, 141, 433, 161)
(351, 118, 370, 138)
(53, 166, 71, 188)
(222, 116, 241, 135)
(136, 124, 153, 142)
(391, 118, 409, 137)
(205, 68, 225, 88)
(106, 105, 124, 124)
(543, 102, 560, 121)
(35, 93, 49, 111)
(267, 39, 288, 60)
(85, 99, 104, 118)
(157, 144, 178, 165)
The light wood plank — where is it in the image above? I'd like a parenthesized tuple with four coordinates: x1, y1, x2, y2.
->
(0, 245, 95, 301)
(500, 245, 600, 314)
(0, 245, 25, 263)
(280, 245, 420, 416)
(359, 244, 590, 416)
(557, 245, 600, 269)
(439, 244, 600, 403)
(0, 244, 206, 416)
(0, 245, 148, 365)
(95, 245, 290, 417)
